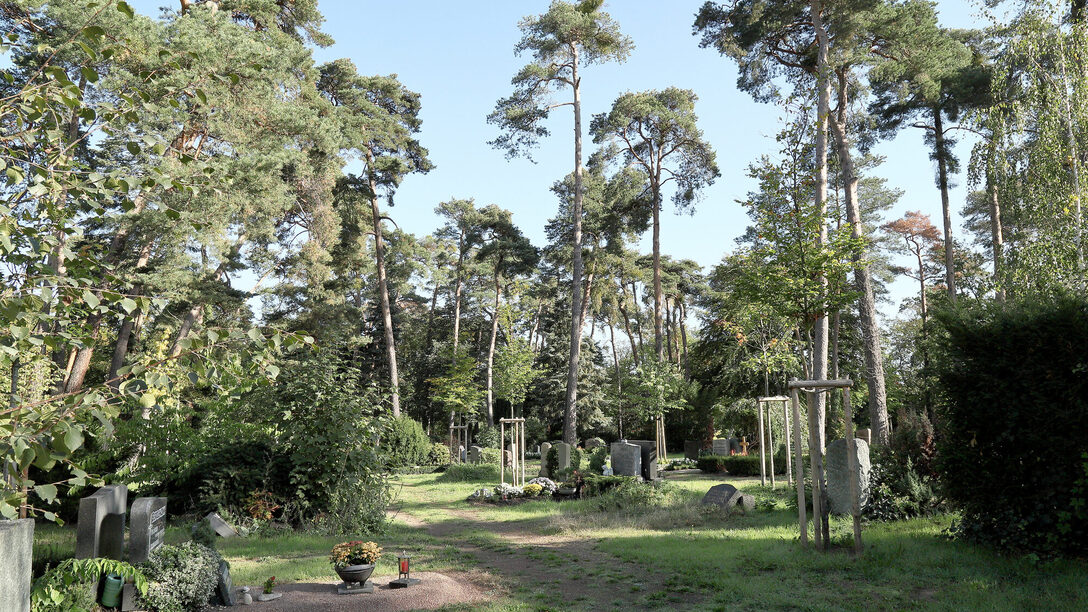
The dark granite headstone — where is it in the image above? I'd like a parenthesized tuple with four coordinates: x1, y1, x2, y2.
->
(216, 560, 235, 606)
(76, 485, 127, 560)
(610, 442, 641, 477)
(684, 440, 701, 461)
(700, 484, 754, 515)
(628, 440, 658, 481)
(129, 497, 167, 563)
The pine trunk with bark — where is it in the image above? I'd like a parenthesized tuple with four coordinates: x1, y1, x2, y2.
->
(562, 44, 584, 445)
(368, 159, 401, 418)
(933, 110, 956, 300)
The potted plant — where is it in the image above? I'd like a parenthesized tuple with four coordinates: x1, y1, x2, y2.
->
(329, 541, 382, 585)
(255, 576, 280, 601)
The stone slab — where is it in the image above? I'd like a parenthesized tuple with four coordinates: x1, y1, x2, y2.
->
(826, 438, 871, 515)
(216, 560, 236, 605)
(337, 580, 375, 595)
(610, 442, 641, 477)
(388, 577, 421, 588)
(129, 497, 167, 563)
(467, 446, 483, 464)
(0, 519, 33, 612)
(628, 440, 658, 481)
(553, 442, 572, 472)
(700, 484, 755, 515)
(76, 485, 127, 560)
(205, 511, 238, 538)
(684, 440, 701, 461)
(538, 442, 552, 477)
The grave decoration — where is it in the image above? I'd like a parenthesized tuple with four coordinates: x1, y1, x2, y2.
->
(330, 540, 380, 595)
(788, 378, 864, 555)
(389, 552, 421, 588)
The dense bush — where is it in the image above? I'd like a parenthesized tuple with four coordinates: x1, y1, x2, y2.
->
(160, 441, 292, 516)
(138, 542, 221, 612)
(479, 448, 501, 465)
(866, 448, 941, 521)
(934, 297, 1088, 556)
(475, 425, 500, 448)
(697, 448, 787, 476)
(583, 475, 637, 496)
(429, 442, 452, 465)
(436, 463, 501, 482)
(382, 416, 431, 467)
(587, 447, 609, 474)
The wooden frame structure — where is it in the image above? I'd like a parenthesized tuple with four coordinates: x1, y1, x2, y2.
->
(499, 417, 526, 487)
(654, 415, 668, 463)
(788, 378, 863, 555)
(448, 415, 468, 464)
(757, 396, 792, 488)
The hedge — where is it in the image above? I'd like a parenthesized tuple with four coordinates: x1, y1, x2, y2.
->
(934, 296, 1088, 556)
(697, 447, 789, 476)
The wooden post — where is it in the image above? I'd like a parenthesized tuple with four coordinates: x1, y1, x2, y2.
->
(783, 399, 793, 487)
(843, 387, 862, 555)
(519, 420, 526, 486)
(790, 387, 807, 547)
(767, 403, 776, 488)
(808, 388, 825, 551)
(757, 400, 766, 487)
(500, 420, 505, 486)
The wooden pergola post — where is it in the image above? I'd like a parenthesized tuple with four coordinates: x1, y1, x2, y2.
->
(500, 417, 526, 487)
(789, 388, 807, 546)
(757, 400, 766, 486)
(758, 396, 790, 489)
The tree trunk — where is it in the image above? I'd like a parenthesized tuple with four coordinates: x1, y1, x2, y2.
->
(810, 0, 832, 469)
(562, 44, 584, 445)
(831, 70, 890, 445)
(679, 300, 690, 380)
(988, 178, 1006, 303)
(367, 156, 401, 418)
(652, 189, 664, 361)
(663, 295, 674, 363)
(452, 231, 466, 353)
(485, 274, 502, 427)
(933, 109, 956, 300)
(617, 280, 639, 365)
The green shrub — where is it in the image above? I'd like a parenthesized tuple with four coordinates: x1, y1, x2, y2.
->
(31, 543, 73, 580)
(475, 425, 500, 448)
(696, 450, 787, 476)
(546, 446, 559, 477)
(866, 447, 941, 521)
(189, 519, 216, 550)
(583, 475, 636, 496)
(435, 463, 501, 483)
(479, 448, 501, 465)
(587, 447, 609, 474)
(159, 440, 292, 516)
(32, 558, 148, 612)
(429, 442, 452, 465)
(593, 478, 676, 509)
(934, 297, 1088, 556)
(138, 542, 221, 612)
(383, 416, 431, 467)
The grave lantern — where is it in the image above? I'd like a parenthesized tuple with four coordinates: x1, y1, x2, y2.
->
(389, 552, 420, 588)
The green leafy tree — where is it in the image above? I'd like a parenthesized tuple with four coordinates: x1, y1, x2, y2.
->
(489, 0, 633, 445)
(591, 88, 719, 362)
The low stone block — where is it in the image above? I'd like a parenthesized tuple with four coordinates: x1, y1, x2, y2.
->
(700, 484, 755, 515)
(216, 560, 235, 605)
(0, 519, 33, 612)
(205, 512, 238, 538)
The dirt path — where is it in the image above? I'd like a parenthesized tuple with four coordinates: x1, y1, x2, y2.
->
(390, 503, 702, 611)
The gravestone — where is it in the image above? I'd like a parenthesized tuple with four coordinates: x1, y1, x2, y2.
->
(711, 438, 730, 455)
(502, 449, 513, 467)
(0, 519, 33, 612)
(684, 440, 701, 461)
(610, 442, 641, 477)
(825, 438, 872, 515)
(468, 446, 483, 464)
(538, 442, 552, 476)
(855, 428, 872, 445)
(584, 437, 605, 450)
(215, 560, 235, 605)
(204, 511, 238, 538)
(76, 485, 127, 560)
(700, 484, 755, 516)
(129, 497, 167, 563)
(553, 442, 572, 473)
(459, 445, 467, 462)
(629, 440, 658, 481)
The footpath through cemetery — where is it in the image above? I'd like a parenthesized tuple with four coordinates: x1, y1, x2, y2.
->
(3, 1, 1088, 611)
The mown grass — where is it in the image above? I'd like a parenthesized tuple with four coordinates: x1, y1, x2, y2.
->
(29, 469, 1088, 610)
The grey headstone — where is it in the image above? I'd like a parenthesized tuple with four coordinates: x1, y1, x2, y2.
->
(205, 512, 238, 538)
(584, 437, 605, 450)
(216, 560, 235, 605)
(552, 442, 572, 473)
(0, 519, 33, 612)
(700, 484, 755, 515)
(121, 583, 139, 611)
(538, 442, 552, 477)
(856, 428, 872, 445)
(629, 440, 658, 481)
(76, 485, 127, 560)
(502, 449, 512, 467)
(711, 438, 730, 455)
(129, 497, 167, 563)
(468, 446, 483, 464)
(459, 445, 466, 462)
(730, 437, 742, 454)
(825, 438, 871, 515)
(610, 442, 641, 477)
(684, 440, 701, 461)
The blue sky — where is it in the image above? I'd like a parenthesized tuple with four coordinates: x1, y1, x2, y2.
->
(128, 0, 989, 320)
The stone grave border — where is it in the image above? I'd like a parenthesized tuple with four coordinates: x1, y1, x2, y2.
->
(788, 378, 862, 555)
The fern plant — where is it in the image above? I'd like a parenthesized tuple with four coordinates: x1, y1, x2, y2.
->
(31, 558, 148, 612)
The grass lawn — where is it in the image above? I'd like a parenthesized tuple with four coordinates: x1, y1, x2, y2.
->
(31, 467, 1088, 610)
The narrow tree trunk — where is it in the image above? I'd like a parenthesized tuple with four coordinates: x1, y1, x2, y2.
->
(486, 274, 502, 427)
(664, 295, 674, 363)
(831, 70, 890, 445)
(988, 178, 1006, 303)
(630, 282, 645, 354)
(933, 109, 956, 300)
(652, 190, 664, 361)
(367, 156, 400, 417)
(810, 0, 832, 472)
(452, 232, 466, 353)
(617, 280, 639, 365)
(562, 44, 584, 445)
(679, 301, 690, 380)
